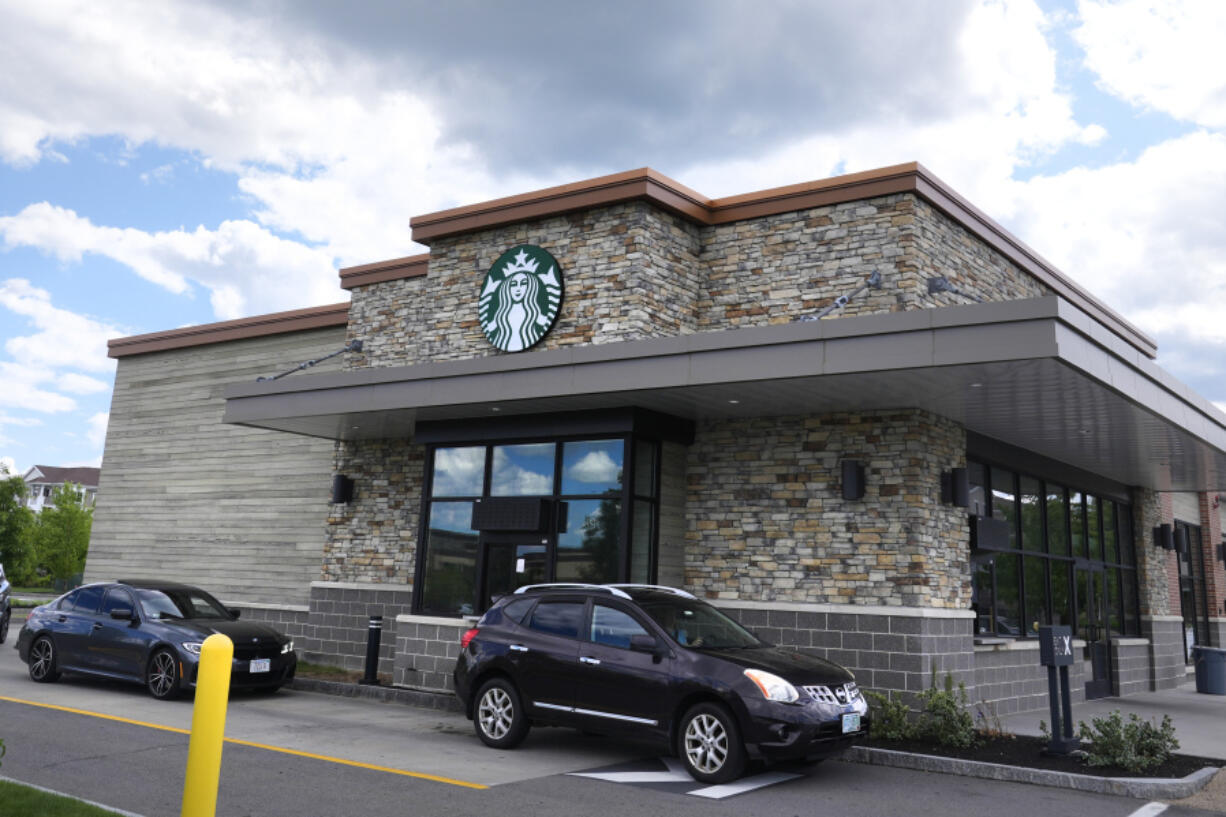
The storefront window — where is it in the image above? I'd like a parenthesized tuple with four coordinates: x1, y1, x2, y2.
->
(1020, 476, 1042, 552)
(1046, 483, 1068, 555)
(1070, 492, 1085, 557)
(561, 439, 623, 496)
(556, 498, 621, 583)
(995, 554, 1021, 636)
(1086, 494, 1101, 561)
(990, 467, 1017, 549)
(431, 446, 485, 497)
(1023, 556, 1048, 634)
(1103, 502, 1118, 564)
(491, 443, 555, 496)
(419, 502, 478, 615)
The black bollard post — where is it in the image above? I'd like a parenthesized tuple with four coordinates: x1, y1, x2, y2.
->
(360, 615, 383, 686)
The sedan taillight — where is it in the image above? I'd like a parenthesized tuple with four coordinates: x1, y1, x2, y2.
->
(460, 628, 479, 649)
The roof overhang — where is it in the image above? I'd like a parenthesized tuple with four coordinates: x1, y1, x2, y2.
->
(223, 297, 1226, 492)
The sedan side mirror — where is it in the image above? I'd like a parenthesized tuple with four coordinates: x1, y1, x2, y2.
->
(227, 608, 242, 619)
(110, 607, 134, 621)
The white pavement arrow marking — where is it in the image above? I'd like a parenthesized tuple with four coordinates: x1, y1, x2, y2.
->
(568, 757, 693, 784)
(687, 771, 802, 799)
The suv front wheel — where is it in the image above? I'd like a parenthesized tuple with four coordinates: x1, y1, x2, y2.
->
(473, 678, 529, 749)
(678, 702, 746, 784)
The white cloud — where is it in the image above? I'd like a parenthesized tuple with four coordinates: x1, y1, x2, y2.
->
(0, 455, 17, 476)
(0, 278, 121, 372)
(1075, 0, 1226, 129)
(86, 411, 108, 449)
(566, 451, 621, 485)
(57, 373, 109, 395)
(0, 207, 341, 319)
(0, 361, 77, 413)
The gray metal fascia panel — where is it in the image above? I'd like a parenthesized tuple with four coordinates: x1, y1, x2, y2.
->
(823, 331, 935, 374)
(933, 321, 1058, 366)
(570, 354, 691, 393)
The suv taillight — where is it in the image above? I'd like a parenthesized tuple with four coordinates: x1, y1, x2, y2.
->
(460, 628, 479, 649)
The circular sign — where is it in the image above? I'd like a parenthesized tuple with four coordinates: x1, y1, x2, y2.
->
(478, 245, 564, 352)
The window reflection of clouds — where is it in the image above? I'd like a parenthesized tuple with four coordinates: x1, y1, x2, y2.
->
(429, 501, 474, 532)
(492, 444, 554, 496)
(559, 499, 615, 548)
(432, 447, 485, 497)
(562, 440, 622, 494)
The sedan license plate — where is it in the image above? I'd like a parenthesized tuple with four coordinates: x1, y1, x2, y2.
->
(249, 658, 271, 674)
(841, 713, 860, 734)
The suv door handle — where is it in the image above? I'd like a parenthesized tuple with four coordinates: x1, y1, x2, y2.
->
(509, 644, 528, 653)
(579, 656, 601, 666)
(92, 622, 103, 630)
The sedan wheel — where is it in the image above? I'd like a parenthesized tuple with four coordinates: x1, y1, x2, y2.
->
(147, 649, 181, 700)
(679, 702, 746, 784)
(29, 636, 61, 683)
(473, 678, 528, 749)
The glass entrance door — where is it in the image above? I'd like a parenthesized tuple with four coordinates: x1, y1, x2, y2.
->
(477, 537, 548, 613)
(1075, 562, 1111, 699)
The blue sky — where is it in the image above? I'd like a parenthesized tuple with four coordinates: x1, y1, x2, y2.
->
(1, 0, 1224, 477)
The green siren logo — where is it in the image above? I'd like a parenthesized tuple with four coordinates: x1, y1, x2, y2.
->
(479, 245, 563, 352)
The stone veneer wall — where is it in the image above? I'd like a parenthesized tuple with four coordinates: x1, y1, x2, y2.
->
(325, 439, 425, 583)
(1133, 488, 1172, 616)
(685, 409, 969, 608)
(346, 202, 703, 370)
(973, 641, 1086, 715)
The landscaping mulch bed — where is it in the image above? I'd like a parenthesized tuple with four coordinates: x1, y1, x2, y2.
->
(865, 734, 1221, 779)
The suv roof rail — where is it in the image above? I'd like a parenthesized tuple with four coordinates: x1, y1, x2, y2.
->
(513, 583, 631, 599)
(605, 584, 697, 600)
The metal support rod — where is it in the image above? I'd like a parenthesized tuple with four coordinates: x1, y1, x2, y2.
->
(256, 338, 363, 382)
(799, 270, 882, 322)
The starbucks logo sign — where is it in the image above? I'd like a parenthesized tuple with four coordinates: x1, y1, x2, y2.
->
(479, 245, 563, 352)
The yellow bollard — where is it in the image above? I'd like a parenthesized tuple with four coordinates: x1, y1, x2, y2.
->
(181, 633, 233, 817)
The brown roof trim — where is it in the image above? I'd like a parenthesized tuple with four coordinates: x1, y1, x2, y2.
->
(407, 162, 1157, 358)
(108, 302, 350, 358)
(409, 168, 710, 243)
(339, 253, 429, 290)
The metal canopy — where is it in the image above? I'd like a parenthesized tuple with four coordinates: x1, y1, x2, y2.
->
(223, 297, 1226, 492)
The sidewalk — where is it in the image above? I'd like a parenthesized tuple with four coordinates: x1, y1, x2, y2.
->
(1002, 678, 1226, 760)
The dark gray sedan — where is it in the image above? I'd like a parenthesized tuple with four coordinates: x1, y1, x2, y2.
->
(15, 579, 296, 699)
(0, 562, 10, 644)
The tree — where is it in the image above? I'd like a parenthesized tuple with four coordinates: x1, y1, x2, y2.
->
(0, 467, 35, 584)
(31, 482, 93, 582)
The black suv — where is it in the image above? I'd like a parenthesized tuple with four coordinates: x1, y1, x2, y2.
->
(453, 584, 869, 783)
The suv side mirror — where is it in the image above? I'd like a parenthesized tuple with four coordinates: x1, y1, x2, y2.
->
(629, 634, 666, 660)
(110, 607, 134, 621)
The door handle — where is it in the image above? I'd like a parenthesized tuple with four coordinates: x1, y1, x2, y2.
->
(579, 656, 601, 666)
(509, 644, 528, 653)
(92, 622, 103, 630)
(57, 616, 67, 623)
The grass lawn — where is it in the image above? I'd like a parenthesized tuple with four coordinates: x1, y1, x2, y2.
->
(0, 779, 125, 816)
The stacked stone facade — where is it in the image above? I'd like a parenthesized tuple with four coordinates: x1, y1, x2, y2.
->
(684, 410, 969, 608)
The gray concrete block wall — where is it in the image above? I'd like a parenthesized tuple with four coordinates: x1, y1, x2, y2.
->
(87, 327, 346, 605)
(1112, 639, 1152, 697)
(1143, 616, 1186, 690)
(300, 582, 413, 676)
(394, 617, 467, 692)
(973, 642, 1086, 717)
(1210, 619, 1226, 649)
(718, 603, 974, 707)
(228, 603, 310, 644)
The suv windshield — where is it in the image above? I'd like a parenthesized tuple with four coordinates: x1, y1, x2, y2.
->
(135, 587, 231, 621)
(638, 597, 762, 649)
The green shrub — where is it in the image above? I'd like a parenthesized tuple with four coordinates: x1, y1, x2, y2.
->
(866, 690, 912, 741)
(913, 671, 977, 749)
(1077, 711, 1179, 773)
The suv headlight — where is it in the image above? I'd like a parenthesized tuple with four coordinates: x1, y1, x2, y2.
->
(743, 669, 800, 703)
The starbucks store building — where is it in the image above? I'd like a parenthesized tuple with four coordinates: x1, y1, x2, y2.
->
(89, 163, 1226, 713)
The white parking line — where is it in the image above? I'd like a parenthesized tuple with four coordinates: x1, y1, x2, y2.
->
(569, 758, 692, 784)
(687, 771, 803, 799)
(1125, 803, 1168, 817)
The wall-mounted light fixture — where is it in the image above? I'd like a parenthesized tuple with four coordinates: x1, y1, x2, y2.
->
(330, 474, 355, 504)
(841, 460, 865, 501)
(941, 468, 969, 507)
(1152, 524, 1173, 551)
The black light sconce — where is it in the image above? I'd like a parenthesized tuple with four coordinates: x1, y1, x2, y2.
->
(941, 468, 969, 507)
(841, 460, 865, 501)
(330, 474, 355, 504)
(1152, 524, 1173, 551)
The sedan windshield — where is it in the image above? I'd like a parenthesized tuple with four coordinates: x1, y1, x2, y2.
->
(136, 588, 231, 621)
(638, 598, 762, 649)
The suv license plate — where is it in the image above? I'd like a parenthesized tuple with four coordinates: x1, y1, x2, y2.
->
(249, 658, 271, 673)
(841, 713, 860, 734)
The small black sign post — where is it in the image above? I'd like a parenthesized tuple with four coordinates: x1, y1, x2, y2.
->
(1038, 625, 1079, 754)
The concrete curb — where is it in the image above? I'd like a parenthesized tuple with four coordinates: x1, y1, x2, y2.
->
(289, 677, 463, 713)
(845, 746, 1221, 798)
